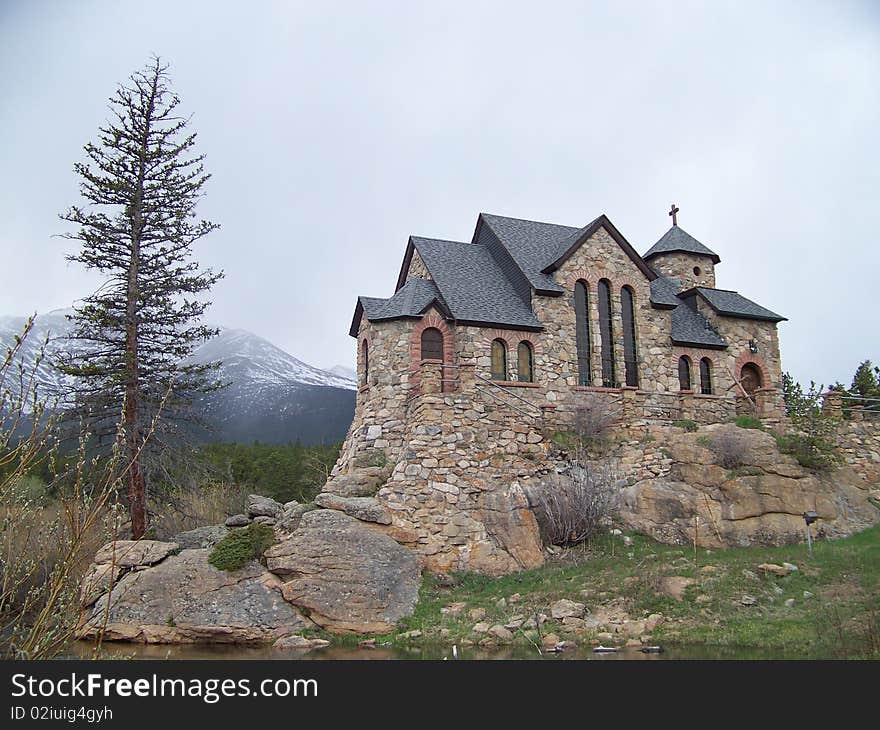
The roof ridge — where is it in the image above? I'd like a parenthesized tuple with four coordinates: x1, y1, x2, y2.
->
(411, 236, 474, 246)
(481, 211, 582, 231)
(695, 286, 740, 294)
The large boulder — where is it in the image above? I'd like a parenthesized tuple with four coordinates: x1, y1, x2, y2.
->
(618, 425, 879, 547)
(172, 525, 228, 550)
(470, 482, 544, 574)
(276, 501, 313, 533)
(79, 548, 309, 644)
(246, 494, 283, 519)
(264, 509, 421, 634)
(314, 493, 392, 524)
(93, 540, 178, 568)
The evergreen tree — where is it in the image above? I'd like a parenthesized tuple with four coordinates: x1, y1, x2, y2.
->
(850, 360, 879, 399)
(59, 57, 223, 538)
(848, 360, 880, 417)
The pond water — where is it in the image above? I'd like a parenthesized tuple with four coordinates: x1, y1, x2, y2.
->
(67, 641, 815, 661)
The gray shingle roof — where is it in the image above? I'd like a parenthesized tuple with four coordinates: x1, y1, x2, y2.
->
(692, 287, 786, 322)
(671, 305, 728, 348)
(351, 212, 785, 346)
(411, 237, 543, 329)
(480, 214, 581, 294)
(649, 275, 682, 308)
(644, 226, 720, 264)
(359, 278, 444, 321)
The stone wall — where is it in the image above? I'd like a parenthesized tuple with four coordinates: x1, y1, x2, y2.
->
(533, 227, 671, 394)
(646, 251, 717, 290)
(830, 418, 880, 485)
(373, 382, 546, 575)
(331, 317, 415, 488)
(405, 249, 431, 281)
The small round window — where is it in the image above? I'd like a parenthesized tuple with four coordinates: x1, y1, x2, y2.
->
(693, 266, 702, 276)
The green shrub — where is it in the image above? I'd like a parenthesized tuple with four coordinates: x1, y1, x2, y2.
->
(208, 523, 277, 572)
(773, 432, 839, 471)
(673, 419, 698, 432)
(734, 415, 764, 430)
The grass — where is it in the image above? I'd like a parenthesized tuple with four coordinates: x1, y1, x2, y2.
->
(733, 414, 764, 430)
(673, 419, 699, 432)
(318, 521, 880, 658)
(772, 431, 840, 471)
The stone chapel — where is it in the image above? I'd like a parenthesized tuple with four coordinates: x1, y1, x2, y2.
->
(326, 208, 789, 572)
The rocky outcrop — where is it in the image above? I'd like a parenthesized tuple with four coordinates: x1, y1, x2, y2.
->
(172, 525, 228, 549)
(469, 482, 545, 574)
(247, 494, 282, 519)
(264, 509, 421, 634)
(93, 540, 178, 567)
(618, 424, 879, 547)
(79, 543, 309, 644)
(314, 493, 392, 524)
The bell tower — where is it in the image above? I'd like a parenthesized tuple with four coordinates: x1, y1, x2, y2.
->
(643, 204, 719, 290)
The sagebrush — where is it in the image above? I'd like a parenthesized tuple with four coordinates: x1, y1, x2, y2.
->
(527, 461, 619, 546)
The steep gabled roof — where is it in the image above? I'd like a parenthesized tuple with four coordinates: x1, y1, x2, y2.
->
(477, 214, 577, 294)
(410, 236, 543, 330)
(350, 279, 449, 336)
(681, 287, 787, 322)
(352, 211, 785, 344)
(643, 226, 720, 264)
(363, 279, 447, 320)
(541, 214, 658, 281)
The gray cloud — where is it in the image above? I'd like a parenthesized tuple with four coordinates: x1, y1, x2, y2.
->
(1, 0, 877, 387)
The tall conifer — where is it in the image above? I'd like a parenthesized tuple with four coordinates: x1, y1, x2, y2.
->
(59, 58, 223, 537)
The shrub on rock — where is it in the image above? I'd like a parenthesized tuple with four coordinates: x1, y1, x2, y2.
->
(208, 523, 276, 571)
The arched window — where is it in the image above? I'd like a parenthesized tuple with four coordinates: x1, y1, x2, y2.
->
(491, 338, 508, 381)
(517, 341, 534, 383)
(678, 356, 691, 391)
(740, 363, 763, 396)
(597, 279, 615, 387)
(699, 357, 713, 395)
(621, 286, 639, 387)
(421, 327, 444, 361)
(362, 339, 369, 386)
(574, 280, 592, 386)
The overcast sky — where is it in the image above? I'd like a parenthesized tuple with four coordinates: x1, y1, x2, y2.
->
(1, 0, 877, 387)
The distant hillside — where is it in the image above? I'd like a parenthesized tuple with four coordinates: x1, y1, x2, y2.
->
(0, 311, 355, 446)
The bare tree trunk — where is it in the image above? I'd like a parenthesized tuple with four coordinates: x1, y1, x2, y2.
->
(123, 70, 159, 540)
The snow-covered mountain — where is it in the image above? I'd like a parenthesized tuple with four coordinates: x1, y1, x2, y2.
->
(328, 364, 357, 381)
(0, 309, 74, 404)
(195, 328, 355, 390)
(0, 311, 355, 445)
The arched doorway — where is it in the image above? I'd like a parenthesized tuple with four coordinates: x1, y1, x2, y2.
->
(740, 362, 763, 396)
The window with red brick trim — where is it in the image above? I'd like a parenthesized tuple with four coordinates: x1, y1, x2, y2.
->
(491, 338, 508, 381)
(517, 341, 534, 382)
(678, 356, 691, 391)
(421, 327, 443, 361)
(700, 357, 713, 395)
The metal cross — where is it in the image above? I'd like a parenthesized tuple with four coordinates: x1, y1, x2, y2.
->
(669, 203, 680, 226)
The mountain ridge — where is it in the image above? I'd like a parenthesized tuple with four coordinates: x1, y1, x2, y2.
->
(0, 311, 356, 445)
